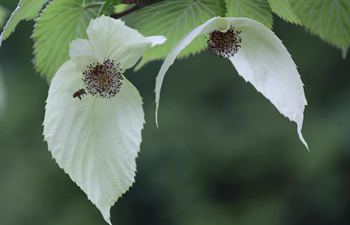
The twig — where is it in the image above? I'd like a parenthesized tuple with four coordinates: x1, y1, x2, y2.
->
(111, 5, 142, 19)
(111, 1, 157, 19)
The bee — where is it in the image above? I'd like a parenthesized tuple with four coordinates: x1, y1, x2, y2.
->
(73, 89, 86, 100)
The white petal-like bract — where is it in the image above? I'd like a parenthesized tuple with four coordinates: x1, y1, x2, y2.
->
(43, 61, 145, 224)
(227, 18, 308, 149)
(43, 15, 166, 224)
(84, 16, 166, 70)
(155, 17, 308, 148)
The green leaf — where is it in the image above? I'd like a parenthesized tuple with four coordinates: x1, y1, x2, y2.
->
(0, 0, 49, 45)
(125, 0, 223, 69)
(267, 0, 300, 24)
(33, 0, 99, 80)
(290, 0, 350, 57)
(0, 6, 7, 28)
(225, 0, 273, 28)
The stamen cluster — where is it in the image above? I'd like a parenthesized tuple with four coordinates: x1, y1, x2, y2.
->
(82, 59, 124, 98)
(207, 27, 242, 58)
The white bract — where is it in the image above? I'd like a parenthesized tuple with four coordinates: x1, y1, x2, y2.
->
(156, 17, 309, 149)
(43, 16, 165, 224)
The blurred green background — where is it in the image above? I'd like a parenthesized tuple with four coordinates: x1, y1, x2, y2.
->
(1, 1, 350, 225)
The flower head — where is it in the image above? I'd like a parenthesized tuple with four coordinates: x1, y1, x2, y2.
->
(43, 16, 165, 225)
(155, 17, 308, 149)
(82, 59, 123, 98)
(207, 26, 242, 58)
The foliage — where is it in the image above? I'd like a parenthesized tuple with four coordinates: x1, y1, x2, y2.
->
(32, 0, 99, 79)
(225, 0, 273, 28)
(0, 0, 49, 45)
(0, 6, 6, 27)
(1, 0, 348, 78)
(268, 0, 299, 24)
(289, 0, 350, 57)
(125, 0, 223, 69)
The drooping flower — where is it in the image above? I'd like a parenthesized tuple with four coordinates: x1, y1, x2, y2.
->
(43, 16, 165, 224)
(155, 17, 308, 149)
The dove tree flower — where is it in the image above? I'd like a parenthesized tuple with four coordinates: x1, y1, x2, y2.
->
(43, 16, 165, 224)
(156, 17, 309, 149)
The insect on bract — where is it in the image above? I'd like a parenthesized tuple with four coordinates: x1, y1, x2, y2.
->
(73, 89, 86, 100)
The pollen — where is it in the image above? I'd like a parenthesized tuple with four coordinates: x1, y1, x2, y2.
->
(82, 59, 124, 98)
(207, 26, 242, 58)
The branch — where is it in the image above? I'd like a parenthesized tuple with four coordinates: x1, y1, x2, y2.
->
(111, 5, 142, 19)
